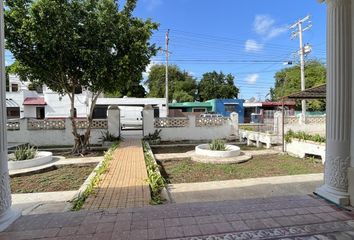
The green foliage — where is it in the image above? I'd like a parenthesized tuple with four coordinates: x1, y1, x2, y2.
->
(143, 129, 162, 142)
(5, 0, 158, 152)
(71, 142, 119, 211)
(142, 141, 166, 204)
(145, 64, 197, 101)
(99, 131, 121, 142)
(209, 139, 227, 151)
(198, 71, 239, 101)
(269, 60, 326, 111)
(285, 130, 326, 143)
(239, 126, 254, 131)
(14, 145, 37, 161)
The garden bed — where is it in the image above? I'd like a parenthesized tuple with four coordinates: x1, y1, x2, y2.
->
(50, 150, 105, 159)
(11, 164, 96, 193)
(151, 145, 263, 154)
(157, 154, 323, 184)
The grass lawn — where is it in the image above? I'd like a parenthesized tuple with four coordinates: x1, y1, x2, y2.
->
(11, 164, 96, 193)
(158, 154, 323, 184)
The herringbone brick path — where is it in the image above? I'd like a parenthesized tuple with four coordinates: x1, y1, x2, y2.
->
(83, 139, 150, 210)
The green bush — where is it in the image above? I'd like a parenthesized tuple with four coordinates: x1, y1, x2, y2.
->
(14, 145, 37, 161)
(209, 139, 227, 151)
(99, 131, 120, 142)
(143, 129, 161, 142)
(239, 126, 254, 131)
(142, 141, 166, 204)
(285, 130, 326, 143)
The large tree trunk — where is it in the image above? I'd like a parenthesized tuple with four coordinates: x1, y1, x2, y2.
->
(69, 90, 83, 154)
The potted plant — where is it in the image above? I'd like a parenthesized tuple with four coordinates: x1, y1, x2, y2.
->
(99, 131, 120, 147)
(143, 129, 162, 145)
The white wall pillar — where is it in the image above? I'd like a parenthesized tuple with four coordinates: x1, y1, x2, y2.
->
(107, 105, 120, 137)
(0, 1, 21, 231)
(142, 105, 155, 137)
(230, 112, 239, 136)
(316, 0, 352, 206)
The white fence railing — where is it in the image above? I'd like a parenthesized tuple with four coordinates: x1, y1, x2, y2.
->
(154, 118, 189, 128)
(195, 117, 226, 127)
(6, 119, 20, 131)
(27, 119, 66, 130)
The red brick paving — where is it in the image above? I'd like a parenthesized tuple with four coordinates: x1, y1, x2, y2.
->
(83, 139, 150, 210)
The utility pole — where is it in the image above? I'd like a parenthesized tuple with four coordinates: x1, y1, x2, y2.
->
(290, 15, 312, 124)
(165, 29, 170, 117)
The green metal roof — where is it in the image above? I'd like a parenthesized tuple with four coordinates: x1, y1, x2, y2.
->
(169, 102, 212, 108)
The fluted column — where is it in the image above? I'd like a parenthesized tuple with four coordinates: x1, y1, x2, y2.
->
(316, 0, 352, 206)
(0, 1, 20, 231)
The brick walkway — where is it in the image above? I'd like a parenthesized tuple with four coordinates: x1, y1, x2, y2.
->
(2, 195, 354, 239)
(83, 139, 150, 210)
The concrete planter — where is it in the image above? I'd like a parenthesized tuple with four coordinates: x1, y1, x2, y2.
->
(8, 151, 53, 170)
(285, 139, 325, 164)
(195, 144, 241, 158)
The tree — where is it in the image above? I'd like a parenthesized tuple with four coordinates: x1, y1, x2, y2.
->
(269, 60, 326, 111)
(145, 64, 197, 102)
(5, 0, 158, 153)
(198, 71, 239, 101)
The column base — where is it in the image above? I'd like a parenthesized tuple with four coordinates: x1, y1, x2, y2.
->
(315, 185, 350, 206)
(0, 208, 21, 232)
(348, 167, 354, 207)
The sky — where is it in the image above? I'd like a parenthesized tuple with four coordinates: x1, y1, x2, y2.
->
(133, 0, 327, 100)
(5, 0, 327, 101)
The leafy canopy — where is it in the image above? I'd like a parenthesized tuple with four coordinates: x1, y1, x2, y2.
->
(269, 60, 326, 111)
(198, 71, 239, 101)
(5, 0, 158, 96)
(145, 64, 197, 102)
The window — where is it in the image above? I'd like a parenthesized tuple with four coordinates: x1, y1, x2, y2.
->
(11, 84, 18, 92)
(93, 106, 108, 119)
(153, 108, 160, 118)
(36, 107, 45, 119)
(224, 104, 236, 112)
(193, 108, 207, 113)
(7, 107, 20, 119)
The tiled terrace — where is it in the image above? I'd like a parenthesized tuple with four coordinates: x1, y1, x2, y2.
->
(83, 139, 151, 210)
(2, 195, 354, 239)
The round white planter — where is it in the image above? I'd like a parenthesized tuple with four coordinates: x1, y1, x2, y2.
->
(8, 151, 53, 170)
(195, 144, 241, 158)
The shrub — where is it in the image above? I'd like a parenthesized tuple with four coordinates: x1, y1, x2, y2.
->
(99, 131, 120, 142)
(285, 130, 326, 143)
(143, 129, 162, 142)
(14, 145, 37, 161)
(142, 141, 166, 204)
(209, 139, 227, 151)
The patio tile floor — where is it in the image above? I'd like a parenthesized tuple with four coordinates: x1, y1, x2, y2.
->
(2, 194, 354, 239)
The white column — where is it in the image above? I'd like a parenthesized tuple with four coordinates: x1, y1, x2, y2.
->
(142, 105, 155, 137)
(349, 0, 354, 206)
(0, 1, 21, 231)
(230, 112, 239, 136)
(316, 0, 352, 206)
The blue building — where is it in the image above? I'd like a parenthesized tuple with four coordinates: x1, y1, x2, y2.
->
(169, 98, 245, 123)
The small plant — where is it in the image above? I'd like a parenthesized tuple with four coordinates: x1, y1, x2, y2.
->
(285, 130, 326, 144)
(209, 139, 227, 151)
(239, 126, 254, 131)
(99, 131, 120, 142)
(14, 145, 37, 161)
(143, 129, 162, 144)
(142, 141, 166, 204)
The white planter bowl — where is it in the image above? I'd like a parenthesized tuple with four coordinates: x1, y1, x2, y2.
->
(8, 151, 53, 170)
(195, 144, 241, 158)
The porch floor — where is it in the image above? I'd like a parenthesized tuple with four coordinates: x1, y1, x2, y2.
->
(2, 195, 354, 239)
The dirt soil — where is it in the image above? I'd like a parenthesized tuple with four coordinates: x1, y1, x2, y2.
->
(158, 154, 323, 184)
(11, 164, 96, 193)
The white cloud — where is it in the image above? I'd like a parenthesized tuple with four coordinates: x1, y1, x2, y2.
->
(143, 0, 162, 11)
(253, 15, 287, 40)
(245, 74, 259, 84)
(245, 40, 264, 52)
(142, 61, 156, 78)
